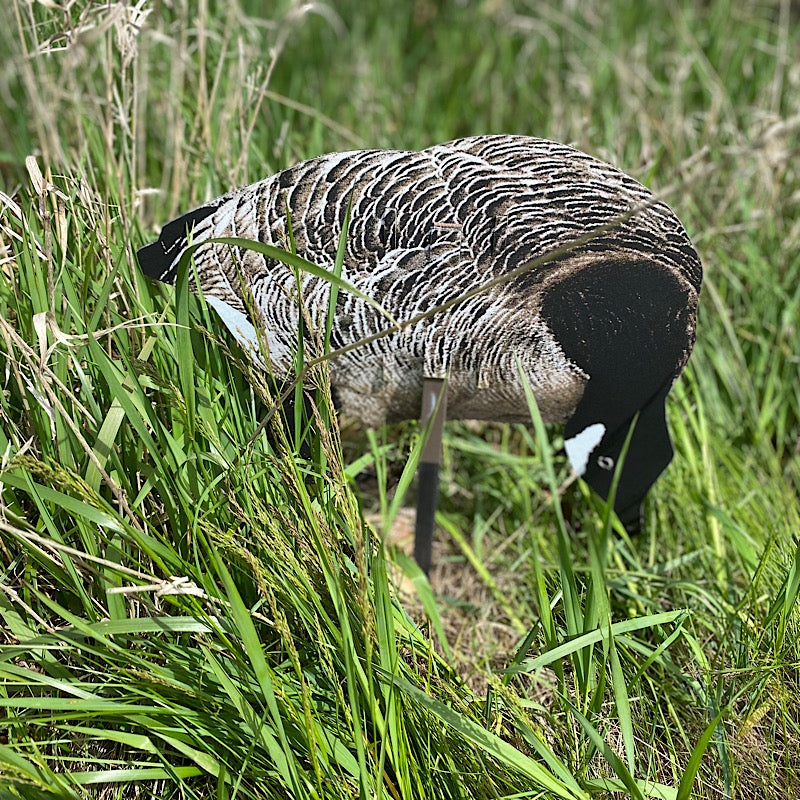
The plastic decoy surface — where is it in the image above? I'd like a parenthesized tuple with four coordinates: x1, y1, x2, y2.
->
(138, 135, 702, 534)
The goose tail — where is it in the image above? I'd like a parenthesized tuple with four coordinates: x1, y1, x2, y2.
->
(136, 204, 218, 284)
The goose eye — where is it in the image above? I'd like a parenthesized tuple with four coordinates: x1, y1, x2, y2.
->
(597, 455, 615, 471)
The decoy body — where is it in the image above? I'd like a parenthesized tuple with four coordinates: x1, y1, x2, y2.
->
(138, 135, 701, 568)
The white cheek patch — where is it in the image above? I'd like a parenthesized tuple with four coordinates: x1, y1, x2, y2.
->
(205, 295, 260, 353)
(565, 423, 606, 476)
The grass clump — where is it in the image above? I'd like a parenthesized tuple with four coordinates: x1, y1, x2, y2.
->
(0, 167, 535, 798)
(2, 1, 800, 799)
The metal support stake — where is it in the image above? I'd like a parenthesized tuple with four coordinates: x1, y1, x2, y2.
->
(414, 377, 447, 575)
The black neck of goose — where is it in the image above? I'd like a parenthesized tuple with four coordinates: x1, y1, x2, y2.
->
(541, 257, 695, 529)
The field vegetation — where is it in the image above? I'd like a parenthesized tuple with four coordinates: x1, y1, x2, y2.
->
(1, 1, 799, 798)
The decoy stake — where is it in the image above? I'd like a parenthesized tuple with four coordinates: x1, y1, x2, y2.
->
(415, 377, 448, 576)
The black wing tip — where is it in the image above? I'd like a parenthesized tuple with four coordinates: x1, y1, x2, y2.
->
(136, 203, 220, 285)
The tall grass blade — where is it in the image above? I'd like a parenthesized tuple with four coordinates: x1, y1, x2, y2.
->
(675, 710, 725, 800)
(385, 674, 588, 800)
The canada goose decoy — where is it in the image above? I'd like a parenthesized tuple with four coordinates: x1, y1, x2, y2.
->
(138, 135, 701, 573)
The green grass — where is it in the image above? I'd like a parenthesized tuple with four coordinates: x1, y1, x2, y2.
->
(1, 0, 800, 798)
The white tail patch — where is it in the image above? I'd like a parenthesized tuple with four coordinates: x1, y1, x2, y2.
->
(565, 423, 606, 476)
(206, 295, 260, 353)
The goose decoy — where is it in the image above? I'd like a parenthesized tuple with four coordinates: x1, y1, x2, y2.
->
(137, 135, 701, 572)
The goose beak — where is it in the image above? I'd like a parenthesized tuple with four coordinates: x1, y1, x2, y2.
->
(565, 390, 673, 534)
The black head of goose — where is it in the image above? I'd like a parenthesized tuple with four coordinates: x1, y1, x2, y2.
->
(137, 135, 701, 564)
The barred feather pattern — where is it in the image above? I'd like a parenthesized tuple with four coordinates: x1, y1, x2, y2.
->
(140, 135, 701, 428)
